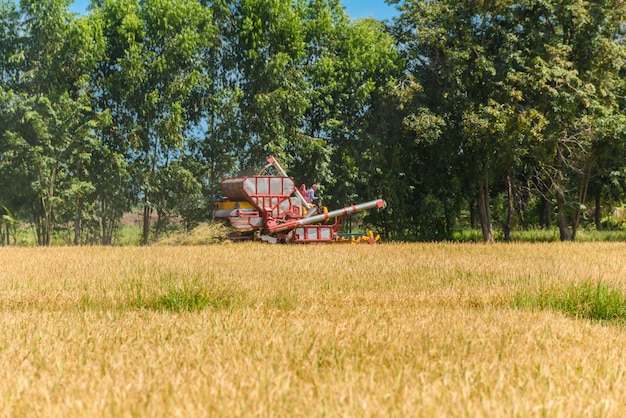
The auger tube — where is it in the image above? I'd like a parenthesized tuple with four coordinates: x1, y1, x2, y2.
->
(267, 199, 385, 233)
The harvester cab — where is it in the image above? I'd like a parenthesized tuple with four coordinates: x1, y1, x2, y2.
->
(213, 156, 385, 243)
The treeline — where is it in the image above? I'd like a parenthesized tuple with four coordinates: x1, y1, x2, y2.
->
(1, 0, 625, 245)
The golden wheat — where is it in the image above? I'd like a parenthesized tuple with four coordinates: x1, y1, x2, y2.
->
(1, 243, 626, 417)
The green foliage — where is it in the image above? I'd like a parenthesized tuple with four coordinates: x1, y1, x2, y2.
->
(150, 285, 235, 312)
(128, 274, 241, 312)
(513, 281, 626, 324)
(390, 0, 626, 242)
(91, 0, 216, 244)
(0, 205, 18, 245)
(78, 274, 242, 311)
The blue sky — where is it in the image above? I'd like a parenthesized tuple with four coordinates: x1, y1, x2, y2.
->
(341, 0, 399, 21)
(70, 1, 400, 20)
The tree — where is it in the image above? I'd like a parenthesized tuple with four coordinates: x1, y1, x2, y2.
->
(0, 0, 21, 90)
(3, 92, 102, 245)
(393, 0, 626, 242)
(392, 0, 515, 242)
(0, 0, 106, 245)
(230, 0, 311, 170)
(192, 0, 245, 206)
(301, 2, 401, 210)
(511, 0, 626, 240)
(93, 0, 215, 244)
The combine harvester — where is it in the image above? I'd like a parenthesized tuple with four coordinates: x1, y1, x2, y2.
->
(213, 156, 385, 243)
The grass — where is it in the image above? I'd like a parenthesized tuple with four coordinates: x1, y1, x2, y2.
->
(78, 274, 242, 312)
(4, 221, 625, 245)
(154, 222, 232, 246)
(2, 243, 626, 416)
(513, 281, 626, 324)
(452, 226, 626, 242)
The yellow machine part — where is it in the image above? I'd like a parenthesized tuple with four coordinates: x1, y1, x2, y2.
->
(334, 230, 381, 244)
(302, 205, 328, 217)
(213, 200, 255, 211)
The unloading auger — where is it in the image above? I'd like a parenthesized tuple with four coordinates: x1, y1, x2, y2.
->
(212, 156, 385, 243)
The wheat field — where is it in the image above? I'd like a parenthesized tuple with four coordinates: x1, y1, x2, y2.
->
(1, 242, 626, 417)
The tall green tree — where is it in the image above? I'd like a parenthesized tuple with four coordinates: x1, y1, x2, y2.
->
(393, 0, 626, 241)
(0, 0, 24, 233)
(90, 0, 142, 244)
(393, 0, 513, 242)
(301, 2, 401, 209)
(93, 0, 214, 244)
(192, 0, 244, 208)
(511, 0, 626, 240)
(363, 73, 449, 240)
(0, 0, 21, 90)
(231, 0, 310, 170)
(3, 92, 101, 245)
(0, 0, 106, 245)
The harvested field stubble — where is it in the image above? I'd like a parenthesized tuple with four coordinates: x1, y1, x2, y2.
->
(1, 243, 626, 416)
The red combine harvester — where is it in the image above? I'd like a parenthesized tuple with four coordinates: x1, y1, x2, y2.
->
(213, 156, 385, 243)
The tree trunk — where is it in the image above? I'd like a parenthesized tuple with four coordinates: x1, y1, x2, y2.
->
(101, 200, 107, 245)
(32, 204, 43, 246)
(142, 203, 151, 245)
(44, 208, 52, 246)
(155, 209, 162, 242)
(477, 174, 494, 243)
(571, 166, 591, 240)
(544, 196, 552, 229)
(42, 195, 52, 246)
(538, 194, 552, 229)
(74, 197, 83, 245)
(100, 199, 115, 245)
(503, 169, 513, 242)
(101, 199, 109, 245)
(555, 185, 572, 241)
(469, 200, 478, 229)
(41, 167, 57, 246)
(594, 186, 602, 231)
